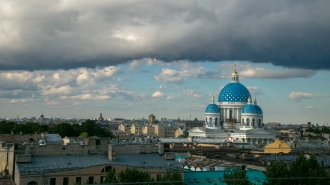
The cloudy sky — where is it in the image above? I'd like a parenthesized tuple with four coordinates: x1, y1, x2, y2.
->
(1, 0, 330, 125)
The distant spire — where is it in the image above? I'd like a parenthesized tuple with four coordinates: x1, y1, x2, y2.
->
(212, 96, 214, 103)
(248, 94, 252, 104)
(234, 63, 237, 73)
(254, 96, 257, 105)
(231, 63, 239, 82)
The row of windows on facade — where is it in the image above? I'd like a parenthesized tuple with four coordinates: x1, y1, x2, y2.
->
(27, 176, 104, 185)
(241, 118, 262, 126)
(28, 174, 164, 185)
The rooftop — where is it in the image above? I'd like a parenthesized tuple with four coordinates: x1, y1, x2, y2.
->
(17, 153, 182, 175)
(184, 170, 266, 185)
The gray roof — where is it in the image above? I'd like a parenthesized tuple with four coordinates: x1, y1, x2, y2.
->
(44, 134, 63, 143)
(159, 138, 192, 143)
(17, 153, 182, 175)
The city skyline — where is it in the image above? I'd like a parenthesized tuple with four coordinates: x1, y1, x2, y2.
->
(1, 1, 330, 125)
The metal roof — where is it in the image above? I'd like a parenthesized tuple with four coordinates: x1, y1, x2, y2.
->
(159, 138, 192, 143)
(17, 153, 182, 175)
(184, 170, 266, 185)
(44, 134, 62, 143)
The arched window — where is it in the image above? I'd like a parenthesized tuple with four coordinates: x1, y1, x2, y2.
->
(258, 119, 262, 127)
(215, 118, 218, 126)
(205, 118, 208, 123)
(246, 118, 250, 126)
(102, 166, 115, 173)
(27, 182, 38, 185)
(252, 119, 255, 126)
(209, 118, 213, 126)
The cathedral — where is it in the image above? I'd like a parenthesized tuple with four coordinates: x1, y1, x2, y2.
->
(188, 65, 278, 145)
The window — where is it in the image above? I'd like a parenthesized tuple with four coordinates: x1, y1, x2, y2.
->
(96, 140, 101, 145)
(27, 181, 38, 185)
(88, 177, 94, 184)
(49, 178, 56, 185)
(157, 174, 161, 181)
(100, 176, 106, 183)
(101, 166, 114, 173)
(63, 177, 69, 185)
(75, 177, 81, 185)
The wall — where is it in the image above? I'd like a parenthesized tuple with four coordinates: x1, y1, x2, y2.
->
(264, 138, 290, 154)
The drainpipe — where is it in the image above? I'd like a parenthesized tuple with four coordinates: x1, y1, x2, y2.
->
(40, 172, 44, 184)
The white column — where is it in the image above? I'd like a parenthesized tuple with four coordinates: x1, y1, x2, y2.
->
(238, 108, 241, 122)
(224, 108, 227, 121)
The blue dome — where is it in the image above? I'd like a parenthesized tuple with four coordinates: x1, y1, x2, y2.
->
(218, 83, 250, 102)
(254, 105, 263, 115)
(242, 104, 263, 115)
(205, 103, 220, 113)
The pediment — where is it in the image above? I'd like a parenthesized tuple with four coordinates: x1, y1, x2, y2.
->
(187, 127, 206, 133)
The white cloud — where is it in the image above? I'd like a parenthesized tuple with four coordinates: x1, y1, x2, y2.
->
(61, 94, 111, 100)
(246, 86, 264, 96)
(289, 92, 330, 101)
(154, 61, 208, 83)
(238, 64, 316, 79)
(183, 89, 202, 99)
(43, 85, 73, 95)
(152, 91, 164, 98)
(303, 106, 318, 110)
(166, 94, 179, 100)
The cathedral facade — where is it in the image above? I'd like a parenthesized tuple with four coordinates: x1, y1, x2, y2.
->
(188, 66, 277, 145)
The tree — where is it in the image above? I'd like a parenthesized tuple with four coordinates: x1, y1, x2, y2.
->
(224, 170, 254, 185)
(159, 170, 183, 185)
(0, 121, 16, 134)
(103, 170, 118, 183)
(263, 161, 289, 185)
(78, 132, 88, 138)
(104, 167, 154, 185)
(80, 119, 112, 137)
(264, 154, 330, 185)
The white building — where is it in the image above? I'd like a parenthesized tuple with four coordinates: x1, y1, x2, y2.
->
(188, 65, 278, 145)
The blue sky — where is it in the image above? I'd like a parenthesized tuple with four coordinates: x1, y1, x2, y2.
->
(1, 60, 329, 125)
(0, 1, 330, 125)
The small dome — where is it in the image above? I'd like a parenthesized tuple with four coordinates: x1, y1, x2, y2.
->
(218, 83, 250, 102)
(242, 104, 263, 115)
(254, 105, 263, 115)
(205, 103, 220, 113)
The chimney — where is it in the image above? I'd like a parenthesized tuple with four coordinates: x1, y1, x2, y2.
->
(108, 145, 115, 161)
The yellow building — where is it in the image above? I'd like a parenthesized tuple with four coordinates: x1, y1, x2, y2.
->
(264, 138, 290, 154)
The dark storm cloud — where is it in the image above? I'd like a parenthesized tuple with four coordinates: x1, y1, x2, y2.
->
(0, 0, 329, 70)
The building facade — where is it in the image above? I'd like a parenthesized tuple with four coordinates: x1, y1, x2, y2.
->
(188, 65, 277, 144)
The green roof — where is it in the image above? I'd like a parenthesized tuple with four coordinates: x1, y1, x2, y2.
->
(184, 170, 267, 185)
